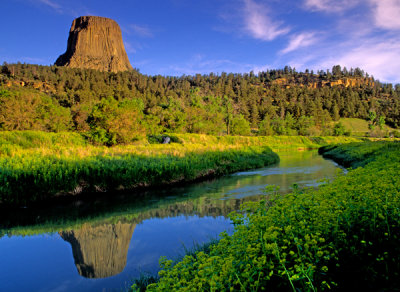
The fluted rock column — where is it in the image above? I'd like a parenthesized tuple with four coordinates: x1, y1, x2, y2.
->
(55, 16, 133, 72)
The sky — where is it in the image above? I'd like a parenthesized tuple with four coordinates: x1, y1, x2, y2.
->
(1, 0, 400, 83)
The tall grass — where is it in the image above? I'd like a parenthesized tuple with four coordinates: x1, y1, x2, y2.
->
(0, 132, 282, 205)
(0, 131, 377, 205)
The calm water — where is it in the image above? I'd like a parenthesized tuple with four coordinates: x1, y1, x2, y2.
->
(0, 151, 340, 292)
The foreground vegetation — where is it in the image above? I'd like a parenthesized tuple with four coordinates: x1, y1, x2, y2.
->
(135, 141, 400, 291)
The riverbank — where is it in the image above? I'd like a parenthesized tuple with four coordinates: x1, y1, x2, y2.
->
(0, 132, 278, 205)
(0, 131, 371, 205)
(1, 151, 334, 238)
(139, 141, 400, 291)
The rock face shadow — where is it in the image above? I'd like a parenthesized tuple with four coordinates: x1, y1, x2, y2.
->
(60, 222, 136, 278)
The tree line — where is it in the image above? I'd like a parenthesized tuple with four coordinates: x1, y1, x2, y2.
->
(0, 63, 399, 144)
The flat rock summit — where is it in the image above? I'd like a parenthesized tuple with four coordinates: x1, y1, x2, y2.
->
(55, 16, 133, 72)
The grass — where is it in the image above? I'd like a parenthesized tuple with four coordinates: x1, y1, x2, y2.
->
(0, 131, 384, 205)
(0, 145, 279, 205)
(0, 130, 87, 149)
(339, 118, 370, 133)
(0, 131, 366, 205)
(139, 141, 400, 291)
(337, 118, 395, 137)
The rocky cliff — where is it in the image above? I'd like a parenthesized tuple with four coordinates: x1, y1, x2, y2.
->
(55, 16, 133, 72)
(270, 76, 375, 89)
(60, 222, 136, 278)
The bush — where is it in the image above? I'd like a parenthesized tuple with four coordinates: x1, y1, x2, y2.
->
(0, 88, 72, 131)
(230, 115, 251, 136)
(333, 122, 352, 136)
(258, 117, 274, 136)
(87, 97, 146, 145)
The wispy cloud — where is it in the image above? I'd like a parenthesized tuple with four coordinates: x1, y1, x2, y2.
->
(252, 64, 273, 74)
(273, 0, 400, 82)
(370, 0, 400, 30)
(129, 24, 154, 38)
(0, 55, 52, 65)
(336, 16, 373, 38)
(124, 42, 137, 54)
(37, 0, 62, 12)
(33, 0, 93, 16)
(22, 57, 48, 63)
(285, 33, 400, 83)
(304, 0, 360, 13)
(328, 37, 400, 82)
(123, 40, 147, 55)
(242, 0, 289, 41)
(280, 32, 319, 54)
(164, 54, 256, 76)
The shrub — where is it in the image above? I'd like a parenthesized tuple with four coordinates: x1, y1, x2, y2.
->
(231, 115, 251, 136)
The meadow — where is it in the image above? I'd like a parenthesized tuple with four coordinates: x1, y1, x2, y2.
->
(136, 141, 400, 291)
(0, 131, 369, 205)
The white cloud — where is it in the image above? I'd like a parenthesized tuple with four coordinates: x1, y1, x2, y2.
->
(124, 42, 137, 54)
(304, 0, 360, 13)
(280, 32, 319, 54)
(165, 54, 256, 76)
(332, 38, 400, 82)
(370, 0, 400, 30)
(280, 0, 400, 82)
(252, 65, 271, 73)
(336, 16, 373, 38)
(38, 0, 62, 12)
(34, 0, 93, 16)
(294, 35, 400, 83)
(22, 57, 47, 63)
(129, 24, 154, 38)
(242, 0, 289, 41)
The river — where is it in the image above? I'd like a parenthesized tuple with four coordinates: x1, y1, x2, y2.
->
(0, 151, 341, 292)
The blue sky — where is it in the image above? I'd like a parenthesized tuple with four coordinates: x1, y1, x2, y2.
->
(2, 0, 400, 83)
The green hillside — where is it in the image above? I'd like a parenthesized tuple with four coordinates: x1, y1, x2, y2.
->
(1, 64, 399, 143)
(338, 118, 396, 137)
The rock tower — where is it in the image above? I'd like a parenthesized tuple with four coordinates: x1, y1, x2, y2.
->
(55, 16, 133, 72)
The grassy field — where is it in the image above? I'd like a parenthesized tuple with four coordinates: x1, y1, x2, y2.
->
(338, 118, 395, 137)
(0, 132, 280, 205)
(0, 131, 379, 205)
(138, 141, 400, 291)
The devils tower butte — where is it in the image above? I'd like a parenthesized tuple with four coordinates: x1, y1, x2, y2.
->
(55, 16, 133, 72)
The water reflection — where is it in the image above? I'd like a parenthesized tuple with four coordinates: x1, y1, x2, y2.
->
(60, 222, 136, 278)
(58, 195, 261, 279)
(0, 151, 340, 292)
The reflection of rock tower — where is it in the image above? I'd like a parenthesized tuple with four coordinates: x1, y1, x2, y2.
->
(60, 222, 135, 278)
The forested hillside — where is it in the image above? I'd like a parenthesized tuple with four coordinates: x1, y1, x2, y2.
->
(1, 63, 399, 145)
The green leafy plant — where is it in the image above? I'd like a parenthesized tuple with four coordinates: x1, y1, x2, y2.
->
(143, 141, 400, 291)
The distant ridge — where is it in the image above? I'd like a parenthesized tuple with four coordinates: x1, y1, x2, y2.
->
(55, 16, 133, 72)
